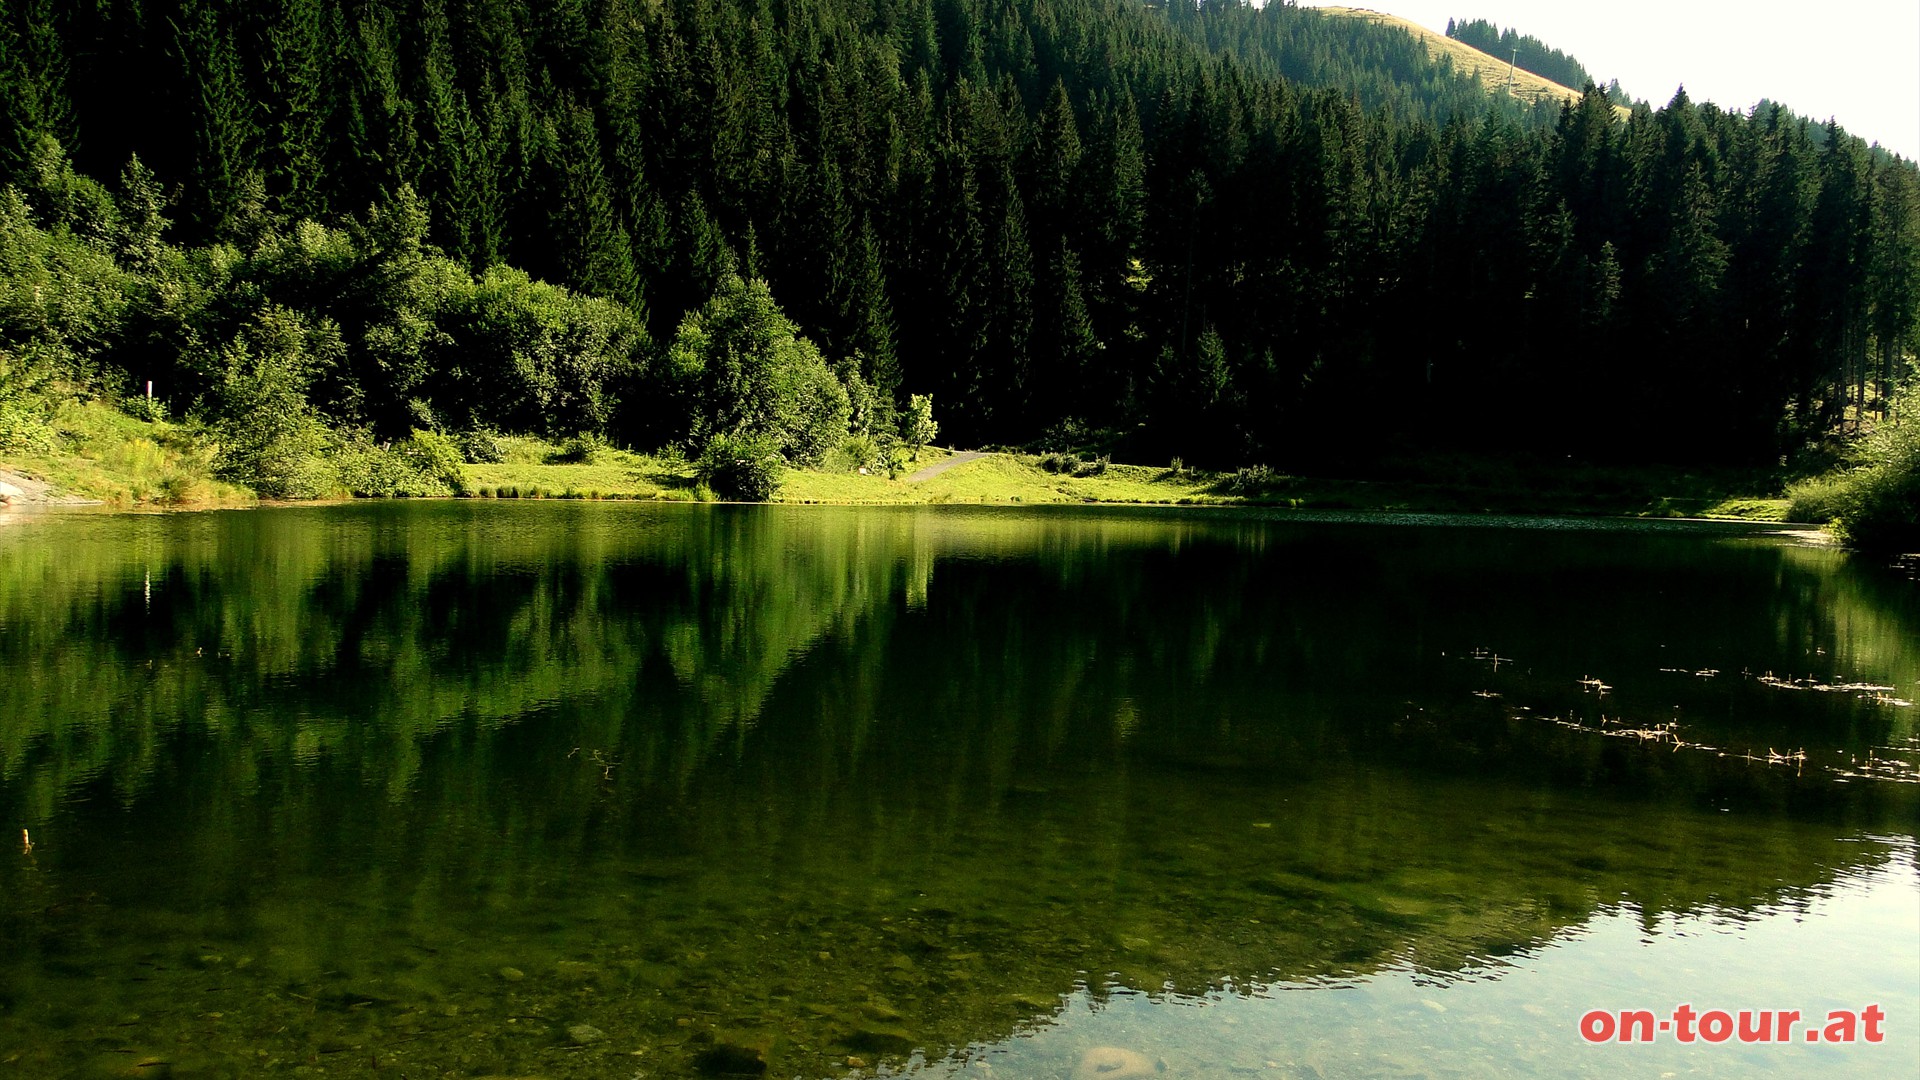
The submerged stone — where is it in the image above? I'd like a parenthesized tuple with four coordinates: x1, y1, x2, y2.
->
(1075, 1045, 1159, 1076)
(1071, 1046, 1164, 1080)
(565, 1023, 605, 1044)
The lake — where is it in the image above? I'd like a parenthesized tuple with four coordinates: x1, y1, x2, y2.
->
(0, 502, 1915, 1079)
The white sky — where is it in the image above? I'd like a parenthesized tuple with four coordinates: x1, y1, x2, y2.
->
(1300, 1, 1920, 160)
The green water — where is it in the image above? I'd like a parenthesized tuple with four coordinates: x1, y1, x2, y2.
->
(0, 502, 1915, 1080)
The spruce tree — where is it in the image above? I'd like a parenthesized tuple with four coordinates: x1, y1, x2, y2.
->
(262, 0, 333, 222)
(173, 1, 261, 237)
(0, 0, 77, 181)
(547, 103, 643, 314)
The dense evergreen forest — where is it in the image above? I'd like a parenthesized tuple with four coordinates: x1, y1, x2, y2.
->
(1445, 16, 1627, 105)
(3, 0, 1917, 483)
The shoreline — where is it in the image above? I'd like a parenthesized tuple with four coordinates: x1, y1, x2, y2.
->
(0, 477, 1806, 530)
(3, 429, 1801, 524)
(0, 403, 1802, 523)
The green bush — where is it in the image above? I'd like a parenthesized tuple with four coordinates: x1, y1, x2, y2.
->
(545, 432, 606, 464)
(210, 307, 339, 499)
(1832, 411, 1919, 551)
(667, 275, 850, 466)
(1831, 468, 1920, 552)
(828, 433, 879, 472)
(0, 395, 55, 454)
(399, 428, 468, 494)
(1217, 464, 1282, 495)
(125, 391, 167, 423)
(1786, 380, 1920, 552)
(332, 429, 465, 497)
(903, 393, 938, 458)
(0, 343, 58, 454)
(1784, 474, 1848, 523)
(456, 427, 506, 464)
(332, 439, 408, 497)
(695, 431, 783, 501)
(433, 265, 645, 438)
(1038, 451, 1109, 478)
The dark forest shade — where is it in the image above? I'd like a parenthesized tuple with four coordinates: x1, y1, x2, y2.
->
(1, 0, 1916, 466)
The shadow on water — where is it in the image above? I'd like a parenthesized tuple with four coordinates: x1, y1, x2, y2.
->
(0, 503, 1915, 1077)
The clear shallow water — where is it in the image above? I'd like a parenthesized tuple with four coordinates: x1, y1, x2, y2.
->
(0, 502, 1915, 1079)
(899, 847, 1920, 1080)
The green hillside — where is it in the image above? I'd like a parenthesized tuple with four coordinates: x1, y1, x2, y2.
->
(1, 0, 1915, 525)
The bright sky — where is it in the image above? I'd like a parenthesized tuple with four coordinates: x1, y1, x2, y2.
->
(1301, 1, 1920, 160)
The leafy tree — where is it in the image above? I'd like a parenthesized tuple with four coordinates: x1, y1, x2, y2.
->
(114, 156, 171, 274)
(903, 392, 939, 457)
(667, 273, 850, 465)
(19, 137, 115, 247)
(839, 355, 878, 437)
(0, 179, 129, 380)
(430, 265, 645, 438)
(210, 305, 342, 499)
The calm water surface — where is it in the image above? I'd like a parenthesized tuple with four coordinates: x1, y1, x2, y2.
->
(0, 502, 1915, 1079)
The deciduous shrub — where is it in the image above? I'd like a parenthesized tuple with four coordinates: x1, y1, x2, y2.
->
(0, 344, 57, 454)
(1039, 451, 1110, 477)
(546, 432, 607, 464)
(209, 307, 339, 499)
(1216, 464, 1282, 495)
(667, 274, 850, 466)
(695, 431, 783, 502)
(903, 393, 938, 458)
(456, 427, 506, 464)
(332, 429, 467, 497)
(829, 433, 879, 473)
(1800, 380, 1920, 552)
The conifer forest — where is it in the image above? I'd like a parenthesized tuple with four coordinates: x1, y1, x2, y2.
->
(3, 0, 1918, 477)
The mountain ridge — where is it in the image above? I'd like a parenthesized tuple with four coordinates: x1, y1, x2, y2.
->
(1316, 6, 1632, 118)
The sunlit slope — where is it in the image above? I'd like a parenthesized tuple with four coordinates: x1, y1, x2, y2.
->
(1317, 6, 1631, 117)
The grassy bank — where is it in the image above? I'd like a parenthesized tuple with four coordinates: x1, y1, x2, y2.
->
(0, 398, 252, 508)
(458, 437, 1794, 520)
(1, 403, 1793, 520)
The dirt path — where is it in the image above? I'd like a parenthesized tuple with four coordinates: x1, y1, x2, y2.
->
(907, 451, 988, 483)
